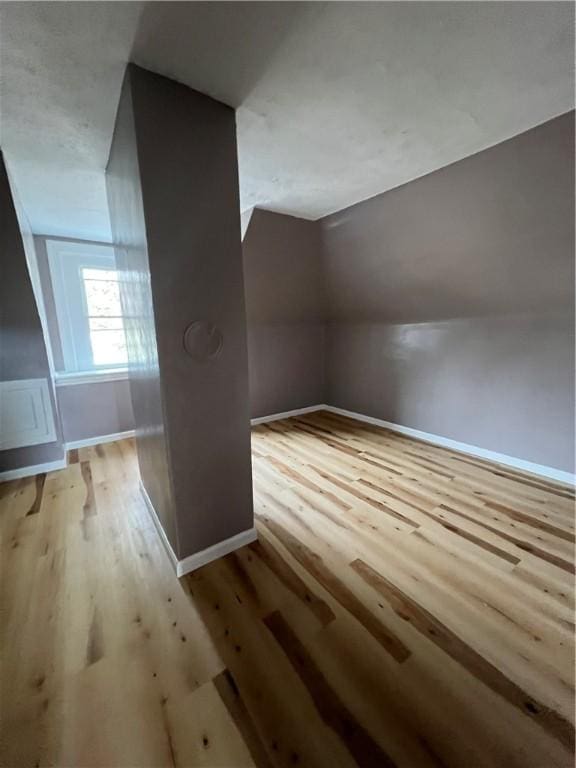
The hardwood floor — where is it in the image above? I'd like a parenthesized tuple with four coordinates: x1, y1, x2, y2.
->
(1, 411, 574, 767)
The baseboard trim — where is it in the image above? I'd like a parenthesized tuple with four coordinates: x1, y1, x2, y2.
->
(0, 457, 68, 482)
(323, 405, 575, 487)
(65, 430, 135, 451)
(251, 405, 324, 426)
(4, 408, 571, 488)
(139, 481, 179, 571)
(139, 481, 258, 577)
(0, 430, 136, 482)
(176, 527, 258, 577)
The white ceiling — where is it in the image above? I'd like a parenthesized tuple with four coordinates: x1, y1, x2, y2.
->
(1, 1, 573, 241)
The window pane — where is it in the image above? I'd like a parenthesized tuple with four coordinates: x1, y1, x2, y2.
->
(89, 329, 127, 366)
(83, 274, 122, 317)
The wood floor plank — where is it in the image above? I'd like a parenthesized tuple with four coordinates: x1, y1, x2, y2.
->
(484, 501, 575, 543)
(351, 558, 574, 751)
(187, 557, 357, 768)
(1, 412, 574, 767)
(213, 669, 271, 768)
(438, 503, 575, 575)
(258, 512, 411, 663)
(264, 610, 398, 768)
(25, 473, 46, 517)
(247, 535, 336, 627)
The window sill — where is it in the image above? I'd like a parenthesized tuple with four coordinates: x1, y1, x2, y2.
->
(54, 369, 129, 387)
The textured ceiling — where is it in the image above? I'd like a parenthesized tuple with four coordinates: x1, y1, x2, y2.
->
(0, 1, 573, 241)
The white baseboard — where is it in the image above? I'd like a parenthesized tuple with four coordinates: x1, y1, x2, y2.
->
(251, 405, 324, 426)
(176, 527, 258, 577)
(323, 405, 575, 487)
(65, 430, 135, 451)
(0, 456, 67, 482)
(139, 481, 179, 571)
(3, 407, 571, 489)
(0, 429, 135, 483)
(139, 481, 258, 577)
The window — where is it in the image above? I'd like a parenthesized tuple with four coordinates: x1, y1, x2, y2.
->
(81, 268, 126, 366)
(46, 240, 128, 374)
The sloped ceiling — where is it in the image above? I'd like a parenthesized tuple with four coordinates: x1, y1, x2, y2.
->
(0, 1, 573, 240)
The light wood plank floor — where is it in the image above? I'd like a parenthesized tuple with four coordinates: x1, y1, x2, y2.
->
(1, 411, 574, 767)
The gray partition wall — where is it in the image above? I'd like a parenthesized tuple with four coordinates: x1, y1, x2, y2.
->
(106, 65, 254, 571)
(0, 153, 64, 474)
(242, 209, 325, 418)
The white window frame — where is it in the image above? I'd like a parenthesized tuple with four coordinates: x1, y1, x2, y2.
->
(46, 239, 128, 375)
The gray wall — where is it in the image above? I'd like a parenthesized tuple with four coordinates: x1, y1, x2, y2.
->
(106, 65, 178, 550)
(56, 380, 134, 444)
(326, 313, 573, 471)
(35, 209, 326, 438)
(243, 209, 325, 417)
(321, 112, 575, 472)
(0, 152, 64, 472)
(33, 236, 65, 372)
(33, 209, 326, 439)
(107, 64, 253, 559)
(5, 109, 571, 477)
(33, 234, 135, 444)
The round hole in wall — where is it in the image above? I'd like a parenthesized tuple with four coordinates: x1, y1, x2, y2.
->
(183, 321, 223, 363)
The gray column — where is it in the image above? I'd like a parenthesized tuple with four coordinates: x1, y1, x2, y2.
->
(106, 65, 254, 569)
